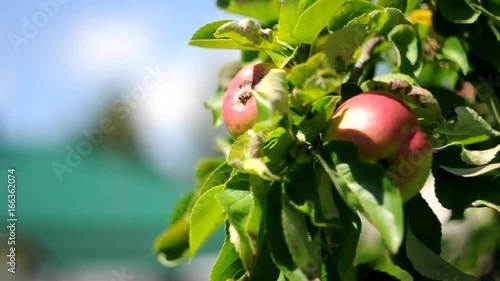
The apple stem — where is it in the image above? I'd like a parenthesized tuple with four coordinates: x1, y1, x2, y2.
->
(348, 36, 384, 83)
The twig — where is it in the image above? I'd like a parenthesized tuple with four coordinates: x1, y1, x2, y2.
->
(348, 36, 384, 83)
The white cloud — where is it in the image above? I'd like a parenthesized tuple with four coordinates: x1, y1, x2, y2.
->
(130, 65, 204, 177)
(63, 15, 156, 79)
(134, 71, 198, 128)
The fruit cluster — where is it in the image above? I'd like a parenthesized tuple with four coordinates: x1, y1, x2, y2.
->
(222, 63, 432, 201)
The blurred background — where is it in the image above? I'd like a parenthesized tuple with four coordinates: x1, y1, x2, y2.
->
(1, 1, 499, 281)
(0, 1, 242, 280)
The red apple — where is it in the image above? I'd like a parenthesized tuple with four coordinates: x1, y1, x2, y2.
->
(222, 63, 274, 138)
(323, 92, 433, 201)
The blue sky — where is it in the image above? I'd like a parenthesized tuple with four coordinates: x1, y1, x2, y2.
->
(1, 0, 242, 177)
(0, 0, 237, 141)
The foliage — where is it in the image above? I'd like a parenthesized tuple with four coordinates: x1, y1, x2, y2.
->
(155, 0, 500, 280)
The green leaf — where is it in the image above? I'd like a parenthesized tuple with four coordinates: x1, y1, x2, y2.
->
(228, 132, 280, 181)
(216, 0, 281, 24)
(298, 96, 341, 143)
(293, 0, 347, 44)
(169, 192, 194, 225)
(246, 176, 270, 250)
(216, 182, 256, 271)
(321, 245, 342, 281)
(339, 82, 363, 103)
(210, 224, 246, 281)
(189, 20, 263, 50)
(246, 234, 280, 281)
(435, 107, 500, 145)
(457, 20, 500, 64)
(441, 37, 470, 75)
(435, 0, 480, 24)
(347, 7, 408, 36)
(406, 194, 442, 255)
(324, 24, 368, 72)
(277, 0, 301, 44)
(266, 183, 310, 281)
(288, 53, 330, 89)
(331, 189, 361, 278)
(154, 216, 190, 267)
(196, 158, 226, 185)
(405, 227, 476, 280)
(377, 0, 407, 12)
(200, 162, 233, 194)
(367, 72, 418, 85)
(469, 1, 500, 24)
(439, 163, 500, 177)
(417, 61, 459, 90)
(328, 0, 382, 32)
(241, 50, 260, 62)
(263, 126, 295, 171)
(388, 24, 422, 76)
(297, 0, 316, 14)
(214, 19, 274, 50)
(282, 195, 322, 279)
(252, 69, 289, 132)
(189, 185, 226, 259)
(433, 144, 500, 215)
(283, 161, 340, 226)
(405, 0, 420, 13)
(301, 73, 341, 102)
(460, 144, 500, 166)
(155, 163, 231, 266)
(316, 141, 404, 254)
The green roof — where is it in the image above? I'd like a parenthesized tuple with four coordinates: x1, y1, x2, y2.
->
(0, 145, 223, 273)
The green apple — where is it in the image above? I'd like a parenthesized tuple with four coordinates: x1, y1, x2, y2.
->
(222, 62, 273, 138)
(324, 92, 433, 201)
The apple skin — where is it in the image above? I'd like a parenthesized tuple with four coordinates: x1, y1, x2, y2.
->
(324, 92, 433, 202)
(222, 63, 274, 138)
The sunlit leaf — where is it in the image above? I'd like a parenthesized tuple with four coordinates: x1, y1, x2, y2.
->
(277, 0, 301, 44)
(216, 181, 256, 271)
(154, 216, 190, 267)
(228, 132, 280, 181)
(388, 24, 422, 76)
(210, 223, 246, 281)
(214, 19, 274, 50)
(252, 69, 289, 132)
(189, 185, 226, 258)
(460, 144, 500, 166)
(216, 0, 281, 24)
(441, 37, 470, 75)
(293, 0, 347, 44)
(189, 20, 263, 50)
(435, 107, 500, 145)
(328, 0, 382, 32)
(316, 141, 404, 254)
